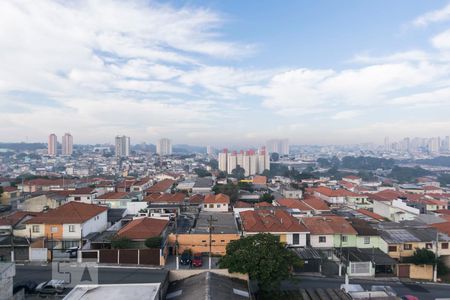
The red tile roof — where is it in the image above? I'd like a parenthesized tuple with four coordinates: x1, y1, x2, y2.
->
(313, 187, 358, 197)
(277, 198, 312, 211)
(146, 179, 175, 193)
(189, 194, 205, 204)
(302, 196, 330, 211)
(97, 192, 129, 200)
(343, 175, 361, 180)
(301, 216, 357, 235)
(204, 193, 230, 204)
(356, 209, 385, 221)
(3, 186, 19, 192)
(117, 217, 168, 240)
(69, 187, 96, 195)
(430, 222, 450, 236)
(145, 193, 185, 204)
(368, 190, 405, 202)
(0, 211, 40, 226)
(234, 201, 253, 208)
(25, 202, 107, 224)
(252, 175, 267, 185)
(240, 209, 308, 233)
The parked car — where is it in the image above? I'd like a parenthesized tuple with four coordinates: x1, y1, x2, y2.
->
(13, 280, 37, 294)
(371, 286, 397, 297)
(192, 253, 203, 267)
(36, 279, 65, 295)
(65, 246, 79, 258)
(180, 250, 192, 265)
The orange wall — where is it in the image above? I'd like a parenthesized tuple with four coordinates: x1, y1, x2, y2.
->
(44, 224, 63, 240)
(168, 233, 240, 255)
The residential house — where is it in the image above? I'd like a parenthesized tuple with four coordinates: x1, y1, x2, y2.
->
(373, 198, 420, 222)
(117, 217, 169, 249)
(192, 177, 214, 195)
(342, 175, 362, 186)
(203, 194, 230, 212)
(348, 218, 383, 249)
(23, 202, 108, 249)
(95, 192, 140, 209)
(239, 209, 309, 247)
(301, 216, 357, 256)
(281, 186, 303, 199)
(168, 212, 240, 255)
(312, 187, 347, 205)
(0, 186, 20, 205)
(146, 179, 175, 194)
(17, 192, 68, 212)
(66, 187, 97, 204)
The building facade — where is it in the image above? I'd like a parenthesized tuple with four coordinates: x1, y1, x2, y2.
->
(157, 138, 172, 156)
(115, 135, 130, 157)
(62, 133, 73, 156)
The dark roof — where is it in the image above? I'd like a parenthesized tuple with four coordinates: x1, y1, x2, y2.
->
(166, 271, 250, 300)
(107, 208, 126, 223)
(191, 212, 238, 234)
(90, 231, 117, 243)
(291, 247, 323, 260)
(341, 247, 397, 265)
(0, 235, 29, 247)
(348, 218, 379, 236)
(193, 177, 214, 188)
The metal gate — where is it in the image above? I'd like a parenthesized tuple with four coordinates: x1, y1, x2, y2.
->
(398, 264, 410, 278)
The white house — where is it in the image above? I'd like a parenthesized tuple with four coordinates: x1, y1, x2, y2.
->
(202, 193, 230, 212)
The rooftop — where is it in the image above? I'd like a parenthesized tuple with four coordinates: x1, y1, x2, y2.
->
(117, 217, 169, 240)
(301, 216, 357, 235)
(191, 212, 238, 234)
(25, 202, 107, 224)
(204, 193, 230, 204)
(240, 209, 309, 233)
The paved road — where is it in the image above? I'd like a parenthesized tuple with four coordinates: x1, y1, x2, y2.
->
(284, 276, 450, 300)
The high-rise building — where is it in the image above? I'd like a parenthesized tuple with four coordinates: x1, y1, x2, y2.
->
(227, 151, 237, 174)
(206, 145, 214, 156)
(384, 136, 390, 151)
(48, 134, 57, 156)
(218, 149, 228, 172)
(442, 136, 450, 152)
(61, 133, 73, 156)
(428, 137, 440, 154)
(157, 138, 172, 156)
(266, 139, 289, 155)
(115, 135, 130, 157)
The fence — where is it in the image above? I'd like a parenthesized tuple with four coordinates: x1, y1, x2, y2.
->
(81, 248, 161, 266)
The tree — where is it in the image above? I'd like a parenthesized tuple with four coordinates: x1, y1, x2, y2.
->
(219, 233, 301, 292)
(208, 159, 219, 170)
(194, 168, 212, 177)
(389, 166, 431, 183)
(217, 171, 227, 179)
(213, 183, 239, 203)
(407, 248, 449, 276)
(259, 193, 274, 203)
(231, 165, 245, 180)
(145, 236, 162, 248)
(270, 153, 279, 162)
(111, 236, 132, 249)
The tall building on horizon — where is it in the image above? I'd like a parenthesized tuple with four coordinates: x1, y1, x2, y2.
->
(61, 133, 73, 156)
(157, 138, 172, 156)
(48, 133, 57, 157)
(115, 135, 130, 157)
(266, 139, 289, 155)
(218, 147, 269, 176)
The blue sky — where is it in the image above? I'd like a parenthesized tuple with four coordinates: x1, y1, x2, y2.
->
(1, 1, 450, 146)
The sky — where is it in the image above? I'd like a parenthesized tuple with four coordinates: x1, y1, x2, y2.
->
(1, 0, 450, 146)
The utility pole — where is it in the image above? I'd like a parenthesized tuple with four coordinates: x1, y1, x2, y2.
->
(175, 215, 179, 270)
(208, 215, 217, 269)
(434, 230, 439, 282)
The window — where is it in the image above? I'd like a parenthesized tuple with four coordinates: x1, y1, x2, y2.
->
(74, 196, 81, 201)
(341, 235, 348, 243)
(221, 240, 225, 243)
(319, 236, 326, 243)
(209, 204, 214, 208)
(388, 246, 397, 252)
(204, 204, 207, 208)
(201, 240, 207, 243)
(426, 243, 433, 249)
(51, 226, 58, 233)
(442, 243, 449, 249)
(32, 225, 40, 233)
(217, 204, 221, 208)
(293, 234, 300, 245)
(69, 225, 75, 232)
(404, 244, 412, 250)
(363, 236, 370, 244)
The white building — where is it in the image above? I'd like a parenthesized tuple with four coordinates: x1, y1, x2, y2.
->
(157, 138, 172, 156)
(62, 133, 73, 156)
(266, 139, 289, 155)
(227, 151, 237, 174)
(115, 135, 130, 157)
(48, 133, 57, 156)
(218, 147, 270, 176)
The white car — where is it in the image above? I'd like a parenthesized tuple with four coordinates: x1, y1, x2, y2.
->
(36, 279, 65, 295)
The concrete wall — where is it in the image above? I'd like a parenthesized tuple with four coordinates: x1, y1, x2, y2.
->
(168, 233, 240, 255)
(0, 262, 15, 300)
(169, 269, 249, 282)
(309, 234, 334, 248)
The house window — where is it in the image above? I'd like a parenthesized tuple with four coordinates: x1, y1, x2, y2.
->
(292, 234, 300, 245)
(201, 240, 206, 243)
(217, 204, 221, 208)
(221, 240, 225, 243)
(319, 236, 326, 243)
(404, 244, 412, 250)
(32, 225, 40, 233)
(341, 235, 348, 243)
(388, 246, 397, 252)
(209, 204, 214, 208)
(442, 243, 449, 249)
(363, 236, 370, 244)
(74, 196, 81, 201)
(426, 243, 433, 249)
(51, 226, 58, 233)
(204, 204, 207, 208)
(69, 225, 75, 232)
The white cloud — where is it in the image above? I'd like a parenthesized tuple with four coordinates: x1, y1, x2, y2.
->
(412, 3, 450, 27)
(331, 110, 362, 120)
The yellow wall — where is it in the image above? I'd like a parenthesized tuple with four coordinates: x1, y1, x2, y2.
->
(387, 242, 431, 259)
(168, 233, 240, 255)
(398, 264, 434, 280)
(44, 224, 63, 240)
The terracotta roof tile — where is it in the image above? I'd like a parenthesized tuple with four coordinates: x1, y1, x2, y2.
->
(117, 217, 168, 240)
(240, 209, 308, 233)
(301, 216, 357, 235)
(25, 202, 107, 224)
(204, 193, 230, 204)
(146, 179, 175, 193)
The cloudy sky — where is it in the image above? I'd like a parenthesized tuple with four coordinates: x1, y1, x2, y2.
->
(1, 0, 450, 146)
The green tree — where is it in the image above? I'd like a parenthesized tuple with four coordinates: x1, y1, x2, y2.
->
(194, 168, 212, 177)
(407, 248, 448, 276)
(208, 159, 219, 170)
(231, 165, 245, 180)
(259, 193, 274, 203)
(145, 236, 162, 248)
(219, 233, 301, 292)
(111, 236, 132, 249)
(212, 183, 239, 203)
(270, 153, 279, 162)
(217, 171, 227, 179)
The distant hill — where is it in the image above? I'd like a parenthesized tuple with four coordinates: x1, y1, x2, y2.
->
(414, 156, 450, 167)
(173, 144, 206, 154)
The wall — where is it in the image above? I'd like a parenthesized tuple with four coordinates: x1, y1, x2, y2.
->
(0, 263, 15, 300)
(333, 234, 357, 248)
(202, 203, 228, 212)
(309, 234, 334, 248)
(81, 210, 108, 237)
(356, 235, 382, 249)
(168, 233, 240, 255)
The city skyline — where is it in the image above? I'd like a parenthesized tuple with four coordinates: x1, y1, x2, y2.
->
(1, 1, 450, 144)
